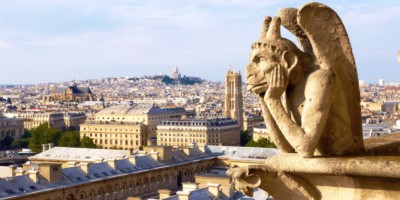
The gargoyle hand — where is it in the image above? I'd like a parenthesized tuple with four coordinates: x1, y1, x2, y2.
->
(227, 165, 261, 196)
(266, 65, 288, 99)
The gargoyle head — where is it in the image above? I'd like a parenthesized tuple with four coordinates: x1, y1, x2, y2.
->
(246, 16, 305, 94)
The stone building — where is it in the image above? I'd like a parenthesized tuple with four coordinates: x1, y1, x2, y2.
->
(63, 112, 87, 130)
(5, 112, 65, 130)
(157, 117, 240, 147)
(360, 101, 382, 114)
(80, 122, 148, 151)
(5, 112, 86, 131)
(0, 117, 23, 141)
(43, 82, 96, 104)
(252, 122, 269, 142)
(224, 67, 243, 129)
(94, 105, 187, 138)
(0, 145, 276, 200)
(243, 113, 264, 134)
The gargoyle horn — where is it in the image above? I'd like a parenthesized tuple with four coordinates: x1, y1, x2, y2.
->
(266, 16, 282, 41)
(259, 16, 272, 40)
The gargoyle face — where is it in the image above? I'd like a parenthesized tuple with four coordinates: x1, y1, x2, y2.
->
(246, 53, 280, 94)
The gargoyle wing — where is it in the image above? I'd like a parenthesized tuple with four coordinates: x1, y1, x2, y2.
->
(296, 2, 364, 150)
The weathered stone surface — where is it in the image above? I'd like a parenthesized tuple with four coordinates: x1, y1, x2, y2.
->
(230, 2, 400, 199)
(246, 2, 364, 158)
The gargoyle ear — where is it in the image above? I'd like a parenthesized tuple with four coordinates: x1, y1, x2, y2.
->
(282, 50, 298, 70)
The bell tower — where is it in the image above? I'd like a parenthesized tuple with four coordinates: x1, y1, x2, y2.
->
(224, 66, 243, 129)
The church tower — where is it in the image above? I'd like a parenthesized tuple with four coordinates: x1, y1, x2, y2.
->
(224, 66, 243, 129)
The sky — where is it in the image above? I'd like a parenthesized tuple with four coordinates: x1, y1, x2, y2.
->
(0, 0, 399, 84)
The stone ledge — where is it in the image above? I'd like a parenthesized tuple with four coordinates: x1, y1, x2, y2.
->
(267, 154, 400, 179)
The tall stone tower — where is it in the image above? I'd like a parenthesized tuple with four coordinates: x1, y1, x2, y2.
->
(224, 66, 243, 129)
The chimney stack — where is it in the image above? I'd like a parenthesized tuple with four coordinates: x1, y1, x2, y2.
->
(9, 164, 17, 177)
(15, 167, 25, 176)
(128, 156, 137, 165)
(158, 189, 172, 199)
(107, 158, 116, 169)
(198, 144, 206, 153)
(150, 151, 159, 161)
(28, 170, 39, 183)
(42, 143, 49, 152)
(182, 183, 199, 192)
(207, 183, 221, 198)
(176, 191, 190, 200)
(80, 162, 90, 173)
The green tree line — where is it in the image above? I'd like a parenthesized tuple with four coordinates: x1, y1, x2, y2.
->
(3, 122, 96, 152)
(240, 130, 277, 148)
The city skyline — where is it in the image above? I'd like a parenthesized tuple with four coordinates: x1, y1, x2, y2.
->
(0, 0, 399, 84)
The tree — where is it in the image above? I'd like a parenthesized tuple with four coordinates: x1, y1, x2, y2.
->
(58, 131, 80, 147)
(22, 129, 32, 138)
(11, 138, 29, 148)
(246, 137, 277, 148)
(0, 136, 14, 148)
(29, 123, 62, 152)
(240, 130, 250, 146)
(80, 136, 96, 148)
(161, 76, 173, 84)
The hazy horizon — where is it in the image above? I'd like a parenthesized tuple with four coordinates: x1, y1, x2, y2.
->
(0, 0, 399, 84)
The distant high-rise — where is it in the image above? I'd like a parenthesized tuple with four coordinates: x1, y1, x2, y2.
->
(224, 66, 243, 129)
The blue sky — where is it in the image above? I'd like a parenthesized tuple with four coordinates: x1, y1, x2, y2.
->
(0, 0, 399, 84)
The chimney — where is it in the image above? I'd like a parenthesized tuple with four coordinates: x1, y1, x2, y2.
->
(207, 183, 221, 198)
(107, 158, 116, 169)
(128, 156, 137, 165)
(198, 144, 206, 153)
(183, 148, 191, 156)
(48, 143, 54, 149)
(80, 162, 90, 173)
(15, 168, 25, 176)
(176, 191, 190, 200)
(182, 183, 199, 192)
(22, 161, 32, 172)
(94, 157, 104, 163)
(150, 151, 159, 161)
(137, 151, 146, 156)
(28, 170, 39, 183)
(9, 164, 17, 177)
(67, 161, 77, 168)
(42, 143, 49, 152)
(38, 163, 62, 183)
(158, 189, 172, 199)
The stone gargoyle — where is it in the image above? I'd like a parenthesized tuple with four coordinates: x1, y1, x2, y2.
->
(229, 2, 367, 199)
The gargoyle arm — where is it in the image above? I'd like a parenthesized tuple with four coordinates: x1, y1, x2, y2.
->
(259, 96, 295, 153)
(265, 69, 334, 157)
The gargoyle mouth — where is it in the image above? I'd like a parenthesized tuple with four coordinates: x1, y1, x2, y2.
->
(247, 82, 268, 94)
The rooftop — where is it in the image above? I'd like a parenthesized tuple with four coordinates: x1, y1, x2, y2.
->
(158, 117, 238, 127)
(29, 147, 131, 162)
(97, 105, 186, 115)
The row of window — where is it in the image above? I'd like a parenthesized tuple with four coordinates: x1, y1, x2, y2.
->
(88, 133, 141, 139)
(95, 139, 142, 146)
(83, 127, 142, 132)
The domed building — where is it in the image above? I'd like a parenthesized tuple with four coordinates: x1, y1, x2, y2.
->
(171, 66, 181, 80)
